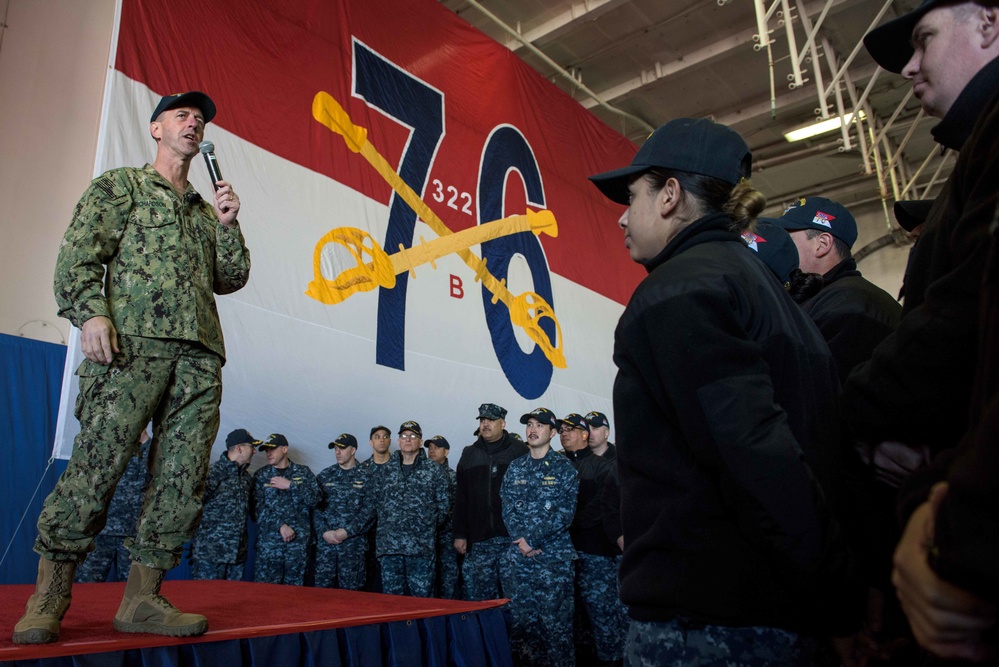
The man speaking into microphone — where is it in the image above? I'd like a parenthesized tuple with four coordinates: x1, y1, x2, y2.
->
(13, 91, 250, 644)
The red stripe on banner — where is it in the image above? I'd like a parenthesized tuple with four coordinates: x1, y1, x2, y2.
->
(114, 0, 644, 304)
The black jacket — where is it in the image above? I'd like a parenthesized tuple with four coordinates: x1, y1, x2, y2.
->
(452, 432, 528, 545)
(844, 56, 999, 453)
(563, 447, 617, 557)
(804, 258, 901, 386)
(613, 212, 861, 633)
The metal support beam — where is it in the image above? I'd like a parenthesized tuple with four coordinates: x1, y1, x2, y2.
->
(504, 0, 629, 51)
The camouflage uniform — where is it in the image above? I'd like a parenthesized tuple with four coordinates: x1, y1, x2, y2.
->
(625, 619, 814, 667)
(37, 165, 250, 570)
(358, 456, 391, 592)
(499, 449, 579, 667)
(252, 460, 319, 585)
(189, 450, 253, 580)
(434, 463, 459, 598)
(313, 463, 373, 590)
(75, 436, 151, 582)
(373, 450, 449, 597)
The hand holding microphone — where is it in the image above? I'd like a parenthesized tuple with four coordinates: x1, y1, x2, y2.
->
(199, 140, 240, 227)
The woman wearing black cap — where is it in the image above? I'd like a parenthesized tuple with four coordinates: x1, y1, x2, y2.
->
(589, 118, 864, 666)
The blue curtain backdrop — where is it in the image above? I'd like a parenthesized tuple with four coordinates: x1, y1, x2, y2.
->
(1, 334, 68, 585)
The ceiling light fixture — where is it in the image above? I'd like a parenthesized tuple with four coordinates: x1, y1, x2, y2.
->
(784, 110, 867, 143)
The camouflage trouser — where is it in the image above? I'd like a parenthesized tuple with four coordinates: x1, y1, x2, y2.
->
(500, 550, 575, 667)
(380, 555, 434, 597)
(625, 619, 815, 667)
(364, 529, 382, 592)
(435, 531, 459, 599)
(254, 537, 308, 586)
(35, 339, 221, 570)
(315, 539, 366, 590)
(576, 552, 629, 661)
(462, 535, 510, 601)
(74, 534, 130, 583)
(190, 560, 245, 581)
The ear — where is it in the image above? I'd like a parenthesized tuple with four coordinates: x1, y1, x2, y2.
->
(980, 5, 999, 49)
(658, 177, 682, 218)
(814, 232, 836, 258)
(149, 121, 161, 141)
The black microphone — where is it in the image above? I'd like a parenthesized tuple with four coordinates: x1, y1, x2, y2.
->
(199, 140, 223, 191)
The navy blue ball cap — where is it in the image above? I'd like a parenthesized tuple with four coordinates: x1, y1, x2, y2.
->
(256, 433, 288, 449)
(225, 428, 255, 449)
(399, 420, 422, 437)
(893, 199, 935, 232)
(864, 0, 949, 74)
(520, 407, 557, 428)
(743, 219, 800, 285)
(150, 90, 216, 124)
(775, 196, 858, 248)
(557, 413, 589, 431)
(425, 435, 451, 449)
(588, 118, 752, 205)
(370, 425, 391, 438)
(329, 433, 358, 449)
(584, 411, 610, 428)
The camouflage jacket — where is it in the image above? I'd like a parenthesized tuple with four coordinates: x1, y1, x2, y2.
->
(373, 450, 449, 558)
(440, 463, 456, 535)
(501, 448, 579, 564)
(191, 451, 253, 563)
(54, 165, 250, 362)
(313, 463, 374, 542)
(252, 460, 319, 542)
(102, 437, 151, 537)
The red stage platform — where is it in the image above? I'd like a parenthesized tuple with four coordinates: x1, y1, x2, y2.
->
(0, 581, 510, 664)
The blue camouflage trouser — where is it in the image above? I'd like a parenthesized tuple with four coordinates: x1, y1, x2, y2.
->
(315, 540, 366, 591)
(190, 560, 245, 581)
(75, 534, 130, 583)
(462, 535, 510, 601)
(577, 552, 629, 661)
(625, 619, 815, 667)
(435, 531, 459, 599)
(500, 551, 574, 667)
(380, 555, 434, 597)
(254, 538, 308, 586)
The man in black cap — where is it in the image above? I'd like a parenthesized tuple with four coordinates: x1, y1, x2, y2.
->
(359, 425, 393, 591)
(251, 434, 318, 586)
(371, 421, 449, 597)
(427, 435, 460, 598)
(847, 1, 999, 659)
(453, 403, 528, 600)
(14, 91, 250, 644)
(314, 434, 372, 591)
(585, 411, 616, 460)
(189, 428, 257, 581)
(775, 196, 901, 385)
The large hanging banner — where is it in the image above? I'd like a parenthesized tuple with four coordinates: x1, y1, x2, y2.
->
(53, 0, 643, 469)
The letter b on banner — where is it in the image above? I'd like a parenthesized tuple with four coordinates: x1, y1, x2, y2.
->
(478, 126, 554, 399)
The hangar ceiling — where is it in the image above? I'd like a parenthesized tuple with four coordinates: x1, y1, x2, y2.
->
(438, 0, 941, 237)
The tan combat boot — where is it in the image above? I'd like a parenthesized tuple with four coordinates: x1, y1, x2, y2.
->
(12, 557, 76, 644)
(113, 562, 207, 637)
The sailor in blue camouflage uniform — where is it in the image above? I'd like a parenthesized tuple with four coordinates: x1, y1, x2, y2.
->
(500, 408, 579, 667)
(313, 433, 373, 590)
(373, 421, 449, 597)
(426, 435, 460, 598)
(75, 429, 152, 583)
(189, 428, 256, 580)
(359, 425, 393, 592)
(251, 434, 319, 585)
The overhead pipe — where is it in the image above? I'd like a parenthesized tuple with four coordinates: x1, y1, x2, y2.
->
(822, 0, 893, 99)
